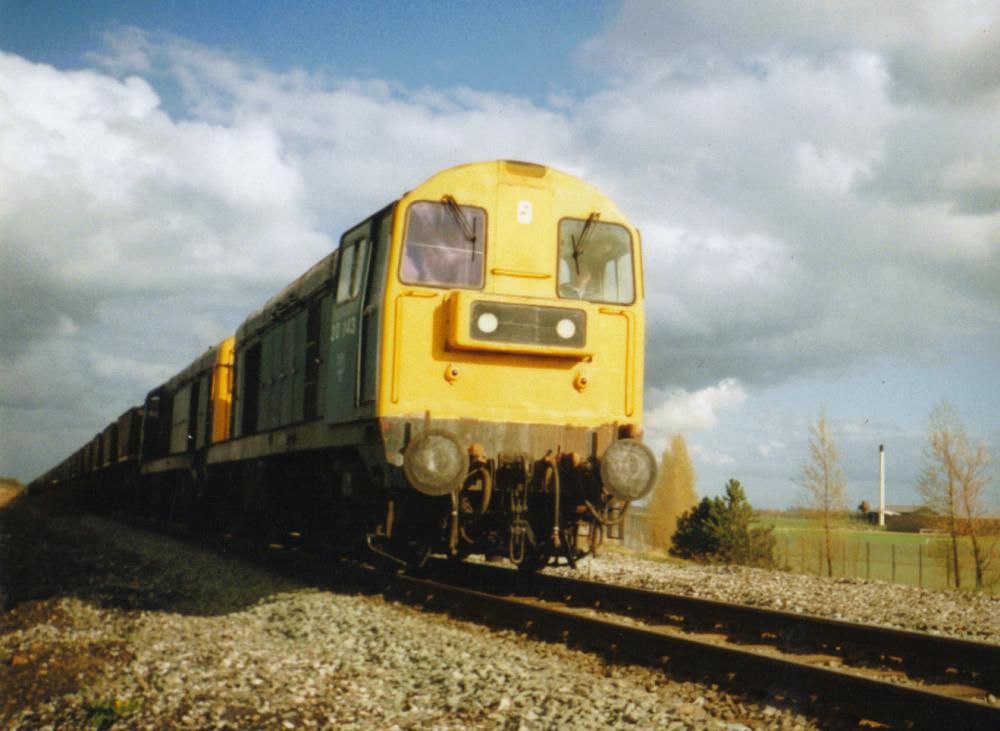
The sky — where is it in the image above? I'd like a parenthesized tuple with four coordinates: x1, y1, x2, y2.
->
(2, 1, 998, 509)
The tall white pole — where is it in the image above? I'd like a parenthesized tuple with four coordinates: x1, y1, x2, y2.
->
(878, 444, 885, 528)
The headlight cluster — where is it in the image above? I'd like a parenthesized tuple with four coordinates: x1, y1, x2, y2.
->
(476, 312, 499, 334)
(471, 301, 586, 349)
(555, 318, 577, 340)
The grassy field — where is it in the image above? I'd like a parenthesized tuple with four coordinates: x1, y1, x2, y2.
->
(759, 514, 999, 592)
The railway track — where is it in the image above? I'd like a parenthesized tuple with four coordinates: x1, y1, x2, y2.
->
(123, 517, 1000, 728)
(379, 557, 1000, 730)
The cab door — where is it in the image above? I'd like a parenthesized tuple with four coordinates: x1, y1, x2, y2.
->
(325, 221, 370, 423)
(359, 208, 391, 405)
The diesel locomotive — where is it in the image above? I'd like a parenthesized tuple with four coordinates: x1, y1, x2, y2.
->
(30, 160, 657, 569)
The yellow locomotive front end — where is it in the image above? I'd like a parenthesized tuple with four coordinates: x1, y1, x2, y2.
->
(375, 160, 655, 567)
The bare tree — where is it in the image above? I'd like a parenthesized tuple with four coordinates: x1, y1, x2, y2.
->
(918, 403, 994, 589)
(645, 434, 698, 552)
(799, 411, 847, 577)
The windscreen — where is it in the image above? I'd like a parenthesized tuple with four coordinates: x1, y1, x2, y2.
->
(401, 200, 486, 288)
(557, 218, 634, 304)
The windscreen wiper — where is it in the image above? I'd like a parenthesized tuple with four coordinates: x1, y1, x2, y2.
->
(571, 211, 600, 273)
(442, 195, 477, 243)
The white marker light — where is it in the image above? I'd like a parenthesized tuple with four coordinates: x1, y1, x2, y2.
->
(477, 312, 499, 334)
(556, 318, 576, 340)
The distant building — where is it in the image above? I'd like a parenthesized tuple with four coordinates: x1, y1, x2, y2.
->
(868, 505, 939, 532)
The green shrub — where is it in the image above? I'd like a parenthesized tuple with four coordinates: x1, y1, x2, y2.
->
(671, 479, 775, 567)
(85, 697, 142, 730)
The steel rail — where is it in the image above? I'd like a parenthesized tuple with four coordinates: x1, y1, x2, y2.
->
(426, 558, 1000, 691)
(389, 568, 1000, 729)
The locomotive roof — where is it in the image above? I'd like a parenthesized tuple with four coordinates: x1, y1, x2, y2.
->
(402, 160, 631, 224)
(163, 342, 223, 391)
(153, 335, 233, 395)
(236, 248, 340, 342)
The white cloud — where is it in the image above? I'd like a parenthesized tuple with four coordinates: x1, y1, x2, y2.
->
(793, 143, 872, 194)
(688, 442, 737, 468)
(583, 2, 1000, 103)
(0, 49, 327, 362)
(644, 378, 748, 454)
(87, 351, 175, 385)
(757, 440, 786, 458)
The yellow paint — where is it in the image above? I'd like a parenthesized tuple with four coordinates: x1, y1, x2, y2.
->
(210, 336, 235, 442)
(379, 160, 645, 429)
(391, 290, 440, 403)
(599, 307, 638, 417)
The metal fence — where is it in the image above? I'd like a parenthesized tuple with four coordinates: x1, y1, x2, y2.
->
(774, 535, 998, 591)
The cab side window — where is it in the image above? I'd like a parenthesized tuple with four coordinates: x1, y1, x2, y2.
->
(336, 237, 368, 303)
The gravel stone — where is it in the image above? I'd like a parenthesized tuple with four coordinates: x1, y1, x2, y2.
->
(15, 508, 985, 728)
